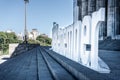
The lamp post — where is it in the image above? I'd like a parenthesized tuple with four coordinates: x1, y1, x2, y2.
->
(24, 0, 29, 49)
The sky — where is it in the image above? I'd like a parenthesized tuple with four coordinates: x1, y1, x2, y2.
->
(0, 0, 73, 37)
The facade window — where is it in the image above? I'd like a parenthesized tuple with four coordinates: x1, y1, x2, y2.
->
(84, 26, 87, 36)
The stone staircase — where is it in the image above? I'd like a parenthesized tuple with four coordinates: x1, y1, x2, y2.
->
(99, 39, 120, 51)
(42, 47, 112, 80)
(11, 43, 39, 57)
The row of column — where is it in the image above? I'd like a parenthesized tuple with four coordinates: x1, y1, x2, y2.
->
(78, 0, 105, 19)
(107, 0, 120, 39)
(76, 0, 120, 39)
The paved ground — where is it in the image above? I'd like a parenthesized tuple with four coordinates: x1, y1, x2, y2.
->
(0, 46, 76, 80)
(99, 50, 120, 80)
(0, 46, 119, 80)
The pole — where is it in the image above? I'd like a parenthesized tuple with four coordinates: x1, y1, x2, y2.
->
(24, 1, 28, 50)
(24, 1, 27, 43)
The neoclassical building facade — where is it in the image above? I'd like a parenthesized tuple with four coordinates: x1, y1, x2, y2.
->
(52, 0, 120, 73)
(74, 0, 120, 40)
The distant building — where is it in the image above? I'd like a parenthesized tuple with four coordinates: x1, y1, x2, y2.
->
(17, 32, 23, 40)
(28, 32, 33, 40)
(6, 30, 13, 33)
(40, 33, 48, 38)
(32, 29, 39, 40)
(28, 29, 39, 40)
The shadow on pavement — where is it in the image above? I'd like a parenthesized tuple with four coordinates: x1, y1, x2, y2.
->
(10, 42, 40, 57)
(2, 57, 10, 60)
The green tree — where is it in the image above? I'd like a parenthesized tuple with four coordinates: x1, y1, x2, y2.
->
(0, 32, 21, 55)
(5, 32, 18, 43)
(36, 35, 52, 46)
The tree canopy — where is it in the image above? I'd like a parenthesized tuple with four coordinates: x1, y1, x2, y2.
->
(36, 35, 52, 46)
(0, 32, 22, 54)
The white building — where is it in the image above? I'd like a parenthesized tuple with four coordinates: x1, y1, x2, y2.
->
(28, 29, 39, 40)
(17, 32, 23, 40)
(6, 30, 13, 33)
(32, 29, 39, 40)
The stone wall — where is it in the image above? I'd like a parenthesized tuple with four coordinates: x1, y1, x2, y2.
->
(9, 44, 19, 56)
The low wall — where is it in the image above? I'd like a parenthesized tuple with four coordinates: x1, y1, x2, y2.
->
(9, 43, 19, 56)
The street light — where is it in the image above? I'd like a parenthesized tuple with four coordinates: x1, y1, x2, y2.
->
(24, 0, 29, 50)
(24, 0, 29, 44)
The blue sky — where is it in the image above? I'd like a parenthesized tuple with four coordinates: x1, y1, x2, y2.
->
(0, 0, 73, 36)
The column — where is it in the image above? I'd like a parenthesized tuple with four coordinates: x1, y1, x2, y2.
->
(96, 0, 105, 10)
(96, 0, 106, 40)
(78, 0, 82, 20)
(88, 0, 96, 15)
(107, 0, 115, 39)
(73, 0, 79, 23)
(115, 0, 120, 38)
(82, 0, 88, 18)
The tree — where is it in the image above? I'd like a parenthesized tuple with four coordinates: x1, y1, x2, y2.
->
(5, 32, 18, 43)
(36, 35, 52, 46)
(0, 32, 21, 54)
